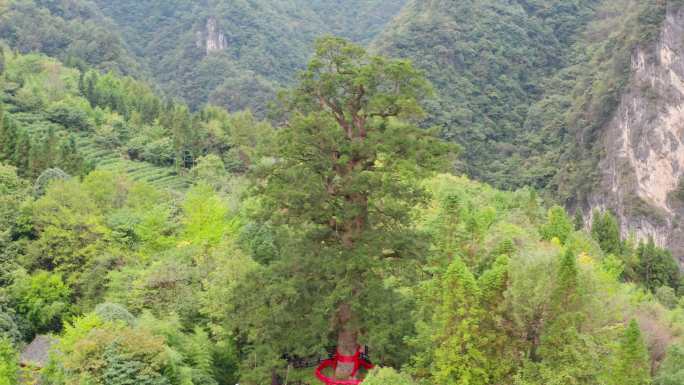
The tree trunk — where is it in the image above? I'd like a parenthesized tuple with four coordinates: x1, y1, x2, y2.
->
(334, 303, 358, 380)
(271, 370, 280, 385)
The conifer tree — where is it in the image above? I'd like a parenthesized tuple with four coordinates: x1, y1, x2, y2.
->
(82, 70, 99, 107)
(433, 258, 489, 385)
(591, 210, 622, 255)
(478, 255, 517, 382)
(57, 135, 88, 176)
(12, 129, 30, 176)
(0, 106, 13, 162)
(610, 320, 650, 385)
(539, 249, 583, 359)
(531, 250, 601, 384)
(636, 238, 680, 292)
(574, 208, 584, 231)
(238, 36, 451, 381)
(540, 205, 573, 244)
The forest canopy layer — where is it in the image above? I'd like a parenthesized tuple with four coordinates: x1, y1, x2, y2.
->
(0, 1, 684, 385)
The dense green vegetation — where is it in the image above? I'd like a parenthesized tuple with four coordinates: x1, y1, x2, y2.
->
(0, 34, 682, 385)
(373, 0, 680, 202)
(374, 0, 601, 189)
(0, 0, 142, 76)
(92, 0, 407, 114)
(0, 0, 406, 115)
(0, 47, 272, 187)
(4, 0, 679, 203)
(529, 0, 676, 204)
(2, 1, 684, 384)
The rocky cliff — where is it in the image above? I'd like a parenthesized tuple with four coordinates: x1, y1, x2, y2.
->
(196, 17, 227, 55)
(591, 4, 684, 262)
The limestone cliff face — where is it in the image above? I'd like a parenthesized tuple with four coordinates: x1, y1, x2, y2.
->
(591, 5, 684, 262)
(195, 17, 227, 55)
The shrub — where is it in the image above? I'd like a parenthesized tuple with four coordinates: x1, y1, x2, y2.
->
(47, 100, 93, 131)
(34, 167, 70, 197)
(364, 367, 416, 385)
(94, 303, 136, 326)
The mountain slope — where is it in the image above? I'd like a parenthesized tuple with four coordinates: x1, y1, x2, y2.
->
(373, 0, 684, 263)
(373, 0, 600, 189)
(91, 0, 407, 113)
(0, 0, 142, 76)
(0, 0, 406, 115)
(581, 2, 684, 261)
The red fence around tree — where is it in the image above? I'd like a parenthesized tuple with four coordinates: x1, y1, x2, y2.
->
(315, 346, 374, 385)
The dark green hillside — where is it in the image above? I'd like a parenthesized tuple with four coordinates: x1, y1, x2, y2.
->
(0, 0, 142, 76)
(0, 0, 406, 114)
(304, 0, 407, 42)
(374, 0, 600, 190)
(0, 3, 683, 385)
(531, 0, 675, 204)
(91, 0, 406, 113)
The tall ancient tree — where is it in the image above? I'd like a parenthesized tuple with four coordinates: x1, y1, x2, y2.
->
(242, 37, 451, 381)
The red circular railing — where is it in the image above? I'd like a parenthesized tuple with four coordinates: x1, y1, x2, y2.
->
(315, 346, 373, 385)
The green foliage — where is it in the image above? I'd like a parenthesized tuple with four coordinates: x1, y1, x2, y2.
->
(364, 367, 416, 385)
(0, 337, 19, 385)
(656, 344, 684, 385)
(28, 176, 107, 289)
(535, 252, 599, 383)
(94, 303, 135, 326)
(1, 49, 282, 184)
(127, 259, 200, 322)
(574, 209, 584, 231)
(410, 233, 516, 383)
(514, 250, 602, 385)
(34, 167, 70, 197)
(432, 258, 489, 385)
(136, 313, 225, 385)
(0, 0, 142, 76)
(102, 342, 171, 385)
(636, 238, 680, 292)
(1, 9, 684, 385)
(0, 0, 406, 116)
(610, 320, 651, 385)
(56, 319, 173, 385)
(47, 99, 94, 131)
(591, 210, 623, 256)
(0, 305, 21, 345)
(0, 163, 29, 283)
(90, 0, 406, 113)
(7, 269, 71, 336)
(655, 286, 678, 309)
(192, 155, 226, 187)
(375, 0, 598, 189)
(0, 111, 16, 163)
(540, 206, 574, 244)
(181, 183, 232, 250)
(235, 36, 451, 380)
(49, 311, 224, 385)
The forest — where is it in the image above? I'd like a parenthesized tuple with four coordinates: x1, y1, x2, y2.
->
(0, 0, 684, 385)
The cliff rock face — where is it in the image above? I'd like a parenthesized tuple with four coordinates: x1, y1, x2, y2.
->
(196, 17, 227, 55)
(591, 5, 684, 262)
